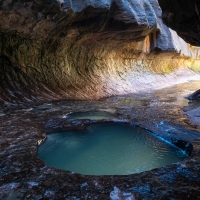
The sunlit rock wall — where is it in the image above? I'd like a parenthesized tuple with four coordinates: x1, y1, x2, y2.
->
(0, 0, 199, 104)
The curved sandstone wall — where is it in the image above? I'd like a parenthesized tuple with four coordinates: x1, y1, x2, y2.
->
(0, 0, 199, 104)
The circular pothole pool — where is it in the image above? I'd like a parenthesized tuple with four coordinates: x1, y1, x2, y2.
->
(37, 122, 188, 175)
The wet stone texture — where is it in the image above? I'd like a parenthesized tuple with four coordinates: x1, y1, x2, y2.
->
(1, 81, 200, 199)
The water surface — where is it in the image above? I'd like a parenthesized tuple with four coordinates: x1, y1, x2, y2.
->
(38, 122, 187, 175)
(65, 111, 117, 120)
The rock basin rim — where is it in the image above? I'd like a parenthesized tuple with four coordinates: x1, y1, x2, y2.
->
(37, 120, 193, 175)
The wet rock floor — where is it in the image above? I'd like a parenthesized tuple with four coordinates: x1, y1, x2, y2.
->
(1, 81, 200, 199)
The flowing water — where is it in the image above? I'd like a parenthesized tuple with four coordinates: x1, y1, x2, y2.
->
(38, 122, 187, 175)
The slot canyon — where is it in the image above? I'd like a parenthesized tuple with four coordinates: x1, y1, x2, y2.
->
(0, 0, 200, 199)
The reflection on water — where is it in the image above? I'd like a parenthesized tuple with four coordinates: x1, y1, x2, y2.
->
(30, 104, 53, 112)
(38, 122, 187, 175)
(156, 96, 189, 106)
(153, 80, 200, 106)
(65, 111, 117, 120)
(109, 97, 148, 107)
(24, 81, 200, 118)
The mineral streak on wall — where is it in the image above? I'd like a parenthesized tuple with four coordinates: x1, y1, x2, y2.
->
(0, 0, 199, 104)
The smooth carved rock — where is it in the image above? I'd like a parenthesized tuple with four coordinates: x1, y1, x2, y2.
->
(0, 0, 158, 40)
(158, 0, 200, 46)
(0, 0, 199, 104)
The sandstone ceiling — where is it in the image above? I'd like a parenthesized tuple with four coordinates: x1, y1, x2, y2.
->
(0, 0, 199, 104)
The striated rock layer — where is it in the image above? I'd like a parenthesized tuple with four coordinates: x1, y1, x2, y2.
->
(0, 0, 200, 104)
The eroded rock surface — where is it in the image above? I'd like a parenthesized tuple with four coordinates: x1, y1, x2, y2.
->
(0, 0, 200, 104)
(1, 81, 200, 199)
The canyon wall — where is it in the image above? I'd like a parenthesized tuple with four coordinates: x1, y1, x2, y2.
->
(0, 0, 200, 104)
